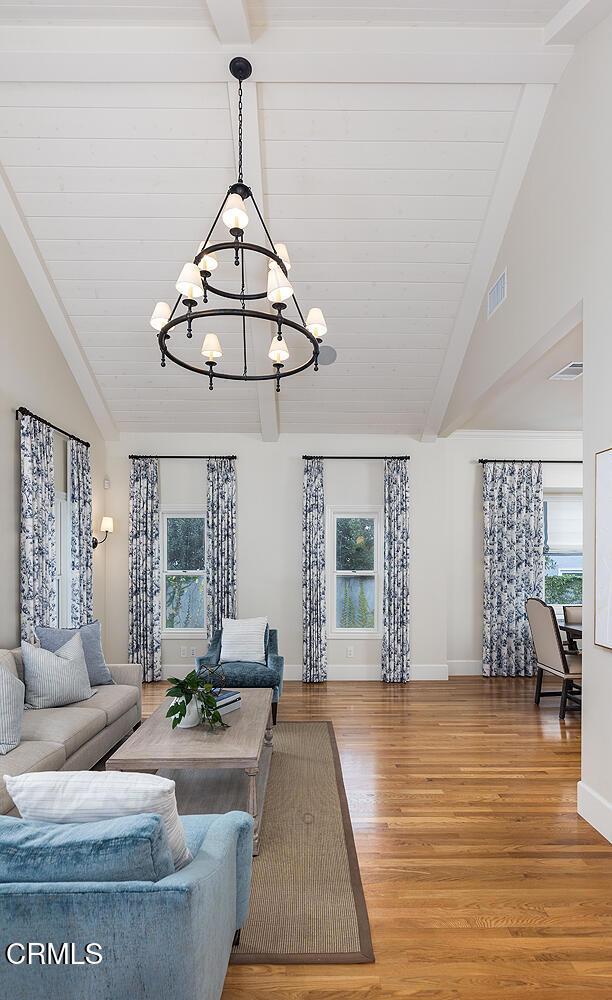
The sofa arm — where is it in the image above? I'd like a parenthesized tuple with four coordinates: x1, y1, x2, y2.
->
(108, 663, 142, 719)
(157, 811, 254, 929)
(268, 652, 284, 697)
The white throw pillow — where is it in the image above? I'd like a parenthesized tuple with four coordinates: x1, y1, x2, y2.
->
(4, 770, 192, 870)
(0, 667, 25, 754)
(220, 617, 268, 664)
(21, 633, 93, 709)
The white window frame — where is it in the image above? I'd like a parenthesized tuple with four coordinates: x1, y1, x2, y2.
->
(161, 508, 206, 639)
(543, 490, 583, 614)
(326, 505, 383, 639)
(55, 492, 72, 628)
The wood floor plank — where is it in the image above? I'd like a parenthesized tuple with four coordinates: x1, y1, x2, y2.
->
(142, 676, 612, 999)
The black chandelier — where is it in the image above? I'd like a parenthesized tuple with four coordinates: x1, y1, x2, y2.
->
(150, 56, 327, 392)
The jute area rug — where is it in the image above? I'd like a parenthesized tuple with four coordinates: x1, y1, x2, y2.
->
(231, 720, 374, 964)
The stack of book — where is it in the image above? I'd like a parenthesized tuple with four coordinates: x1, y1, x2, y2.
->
(213, 689, 241, 718)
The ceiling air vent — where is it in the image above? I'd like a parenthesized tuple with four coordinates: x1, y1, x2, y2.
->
(549, 362, 583, 381)
(487, 268, 507, 318)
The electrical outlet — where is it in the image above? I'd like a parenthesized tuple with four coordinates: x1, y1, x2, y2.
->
(190, 646, 196, 657)
(180, 646, 187, 658)
(346, 646, 354, 659)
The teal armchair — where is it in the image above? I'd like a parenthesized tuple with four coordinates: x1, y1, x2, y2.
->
(197, 628, 284, 724)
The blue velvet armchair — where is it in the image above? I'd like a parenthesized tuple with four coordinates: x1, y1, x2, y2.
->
(0, 811, 253, 1000)
(197, 628, 284, 724)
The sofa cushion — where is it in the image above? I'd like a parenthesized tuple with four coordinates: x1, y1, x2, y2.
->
(0, 741, 66, 815)
(0, 812, 174, 883)
(181, 813, 219, 856)
(5, 771, 192, 871)
(0, 650, 19, 680)
(220, 617, 268, 665)
(215, 660, 282, 689)
(22, 634, 94, 710)
(0, 669, 24, 754)
(35, 620, 114, 687)
(72, 684, 138, 726)
(20, 706, 106, 758)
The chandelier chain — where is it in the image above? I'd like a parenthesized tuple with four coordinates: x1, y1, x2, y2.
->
(237, 79, 243, 183)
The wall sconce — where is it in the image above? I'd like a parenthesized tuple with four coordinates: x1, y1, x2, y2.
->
(92, 516, 114, 550)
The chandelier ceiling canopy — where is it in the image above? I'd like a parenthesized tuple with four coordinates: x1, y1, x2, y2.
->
(150, 56, 327, 392)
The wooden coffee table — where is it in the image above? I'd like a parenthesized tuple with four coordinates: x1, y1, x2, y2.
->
(106, 688, 273, 854)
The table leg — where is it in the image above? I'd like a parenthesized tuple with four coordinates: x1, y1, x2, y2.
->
(264, 710, 274, 747)
(246, 766, 260, 854)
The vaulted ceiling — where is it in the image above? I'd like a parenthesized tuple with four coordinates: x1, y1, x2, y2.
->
(0, 1, 599, 440)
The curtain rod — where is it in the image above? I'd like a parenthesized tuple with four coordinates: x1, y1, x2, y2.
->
(16, 406, 90, 448)
(478, 459, 583, 465)
(302, 455, 410, 461)
(129, 454, 236, 460)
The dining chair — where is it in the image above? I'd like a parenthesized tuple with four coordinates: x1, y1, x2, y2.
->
(563, 604, 582, 653)
(525, 597, 582, 720)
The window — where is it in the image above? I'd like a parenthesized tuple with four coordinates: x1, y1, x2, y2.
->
(55, 493, 72, 628)
(544, 493, 583, 607)
(327, 508, 382, 636)
(162, 513, 206, 634)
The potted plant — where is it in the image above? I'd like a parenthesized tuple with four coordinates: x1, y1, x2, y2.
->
(165, 668, 228, 731)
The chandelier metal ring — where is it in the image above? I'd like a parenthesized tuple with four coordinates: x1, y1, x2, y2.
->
(159, 308, 319, 384)
(150, 55, 328, 393)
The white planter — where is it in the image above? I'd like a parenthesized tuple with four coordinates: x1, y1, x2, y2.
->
(175, 698, 201, 729)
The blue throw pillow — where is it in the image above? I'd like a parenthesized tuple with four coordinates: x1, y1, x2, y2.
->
(35, 620, 114, 686)
(0, 813, 174, 883)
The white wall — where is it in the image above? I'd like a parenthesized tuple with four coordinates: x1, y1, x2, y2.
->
(104, 430, 581, 681)
(0, 229, 108, 648)
(441, 12, 612, 841)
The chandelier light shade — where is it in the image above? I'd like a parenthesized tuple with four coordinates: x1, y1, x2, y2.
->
(201, 333, 223, 361)
(269, 337, 290, 363)
(175, 263, 204, 301)
(151, 56, 324, 393)
(273, 243, 291, 270)
(267, 263, 294, 304)
(222, 193, 249, 231)
(150, 301, 171, 331)
(306, 308, 327, 339)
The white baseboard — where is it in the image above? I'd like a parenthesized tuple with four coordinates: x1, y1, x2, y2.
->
(283, 662, 449, 681)
(165, 661, 451, 682)
(448, 659, 482, 676)
(577, 781, 612, 844)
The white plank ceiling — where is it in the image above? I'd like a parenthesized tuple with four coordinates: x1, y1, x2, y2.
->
(0, 3, 579, 437)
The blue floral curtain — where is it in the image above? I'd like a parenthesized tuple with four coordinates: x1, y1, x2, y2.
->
(483, 460, 544, 677)
(68, 438, 93, 627)
(19, 412, 57, 640)
(206, 458, 237, 636)
(128, 457, 161, 683)
(302, 458, 327, 682)
(382, 458, 410, 682)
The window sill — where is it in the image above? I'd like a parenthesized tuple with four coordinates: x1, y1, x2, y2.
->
(328, 632, 382, 641)
(162, 630, 207, 641)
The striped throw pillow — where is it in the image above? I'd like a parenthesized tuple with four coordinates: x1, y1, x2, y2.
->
(220, 617, 268, 664)
(4, 771, 192, 870)
(21, 633, 93, 710)
(0, 668, 24, 754)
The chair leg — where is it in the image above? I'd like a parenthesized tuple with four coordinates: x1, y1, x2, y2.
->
(271, 702, 278, 725)
(559, 679, 569, 720)
(233, 929, 241, 947)
(534, 667, 543, 706)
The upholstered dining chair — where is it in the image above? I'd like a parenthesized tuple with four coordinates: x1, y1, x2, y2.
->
(526, 598, 582, 720)
(563, 604, 582, 652)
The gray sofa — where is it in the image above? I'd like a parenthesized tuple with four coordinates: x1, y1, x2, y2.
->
(0, 647, 142, 815)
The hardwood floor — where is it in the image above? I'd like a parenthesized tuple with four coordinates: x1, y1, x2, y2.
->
(143, 677, 612, 999)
